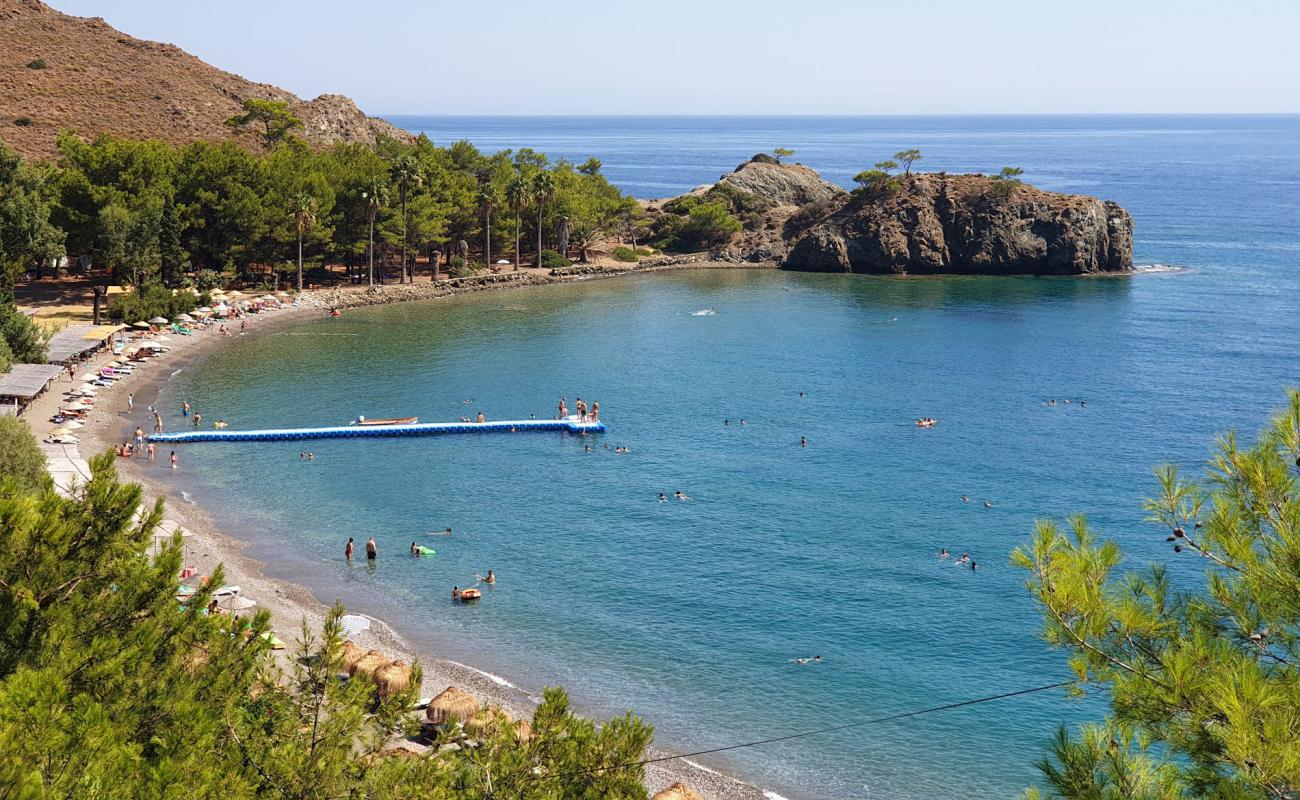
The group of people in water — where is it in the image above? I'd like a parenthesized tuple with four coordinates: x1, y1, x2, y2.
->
(344, 531, 494, 604)
(915, 417, 938, 428)
(658, 491, 691, 503)
(1046, 399, 1085, 407)
(558, 396, 599, 422)
(939, 549, 978, 571)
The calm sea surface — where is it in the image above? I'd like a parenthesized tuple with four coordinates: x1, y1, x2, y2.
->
(152, 116, 1299, 800)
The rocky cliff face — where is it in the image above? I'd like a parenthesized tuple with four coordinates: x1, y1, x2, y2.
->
(0, 0, 413, 159)
(783, 174, 1133, 275)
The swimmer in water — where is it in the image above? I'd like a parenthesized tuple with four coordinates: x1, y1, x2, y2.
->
(983, 500, 992, 508)
(961, 495, 970, 503)
(659, 493, 667, 503)
(410, 542, 419, 555)
(429, 527, 452, 537)
(790, 657, 810, 665)
(675, 490, 690, 501)
(801, 436, 807, 447)
(970, 560, 978, 572)
(483, 570, 495, 584)
(940, 548, 950, 559)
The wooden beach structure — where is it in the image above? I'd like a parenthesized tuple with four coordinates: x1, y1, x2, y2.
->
(148, 417, 605, 444)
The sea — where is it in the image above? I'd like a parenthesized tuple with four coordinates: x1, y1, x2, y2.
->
(150, 116, 1300, 800)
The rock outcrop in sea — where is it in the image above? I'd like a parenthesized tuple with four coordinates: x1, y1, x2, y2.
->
(674, 156, 1134, 276)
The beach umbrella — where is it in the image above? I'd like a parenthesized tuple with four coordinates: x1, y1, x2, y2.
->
(132, 321, 150, 329)
(195, 306, 212, 314)
(226, 290, 245, 299)
(179, 574, 209, 589)
(148, 316, 169, 325)
(275, 291, 290, 298)
(652, 784, 705, 800)
(175, 313, 194, 322)
(340, 640, 367, 673)
(425, 687, 481, 726)
(216, 595, 257, 612)
(374, 660, 412, 700)
(350, 650, 389, 678)
(64, 420, 84, 430)
(259, 295, 276, 302)
(340, 614, 371, 636)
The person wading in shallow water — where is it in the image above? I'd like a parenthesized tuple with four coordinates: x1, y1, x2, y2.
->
(366, 536, 378, 560)
(345, 537, 354, 560)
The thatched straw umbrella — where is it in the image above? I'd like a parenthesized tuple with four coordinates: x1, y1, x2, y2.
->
(339, 641, 366, 673)
(513, 719, 533, 743)
(652, 783, 705, 800)
(425, 686, 481, 726)
(350, 649, 389, 678)
(373, 660, 411, 701)
(465, 706, 510, 735)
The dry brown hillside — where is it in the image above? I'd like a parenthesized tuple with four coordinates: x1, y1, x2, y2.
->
(0, 0, 413, 160)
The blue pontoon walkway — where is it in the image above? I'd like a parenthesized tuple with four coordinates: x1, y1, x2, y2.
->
(147, 418, 605, 443)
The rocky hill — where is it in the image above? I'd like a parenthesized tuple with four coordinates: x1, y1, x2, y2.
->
(672, 156, 1133, 275)
(783, 173, 1133, 275)
(0, 0, 412, 159)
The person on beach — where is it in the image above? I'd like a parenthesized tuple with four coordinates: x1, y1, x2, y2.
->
(366, 536, 377, 560)
(182, 401, 190, 417)
(127, 393, 134, 412)
(135, 427, 144, 449)
(146, 442, 155, 460)
(169, 451, 177, 469)
(345, 537, 354, 560)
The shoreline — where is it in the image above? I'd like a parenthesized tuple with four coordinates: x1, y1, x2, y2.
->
(27, 270, 773, 800)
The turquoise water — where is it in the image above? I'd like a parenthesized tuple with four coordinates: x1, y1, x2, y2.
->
(149, 117, 1300, 799)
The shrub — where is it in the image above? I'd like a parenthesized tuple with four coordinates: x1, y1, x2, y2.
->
(611, 246, 639, 263)
(106, 285, 198, 324)
(636, 247, 654, 256)
(0, 337, 12, 373)
(13, 117, 33, 127)
(26, 58, 47, 70)
(0, 304, 49, 363)
(748, 152, 778, 166)
(447, 256, 473, 278)
(539, 249, 571, 269)
(193, 269, 222, 291)
(0, 416, 47, 493)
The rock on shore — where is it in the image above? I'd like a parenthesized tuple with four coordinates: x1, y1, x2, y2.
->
(783, 173, 1133, 275)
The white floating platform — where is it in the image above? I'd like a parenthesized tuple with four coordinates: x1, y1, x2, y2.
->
(148, 418, 605, 444)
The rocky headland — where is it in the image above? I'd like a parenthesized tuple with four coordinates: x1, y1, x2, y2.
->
(664, 155, 1134, 276)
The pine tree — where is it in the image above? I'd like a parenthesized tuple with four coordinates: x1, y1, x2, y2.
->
(1015, 389, 1300, 799)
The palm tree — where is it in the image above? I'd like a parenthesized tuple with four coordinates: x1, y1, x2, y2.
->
(291, 191, 317, 292)
(505, 174, 529, 270)
(531, 171, 555, 266)
(391, 157, 422, 283)
(478, 185, 496, 270)
(361, 180, 386, 287)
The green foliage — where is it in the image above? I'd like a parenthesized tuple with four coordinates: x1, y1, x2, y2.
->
(0, 303, 49, 363)
(225, 98, 303, 149)
(1014, 389, 1300, 800)
(447, 255, 473, 278)
(539, 249, 571, 269)
(653, 200, 742, 252)
(578, 157, 603, 176)
(0, 416, 46, 492)
(0, 336, 11, 373)
(894, 149, 922, 176)
(25, 59, 47, 70)
(851, 169, 898, 195)
(773, 147, 795, 163)
(611, 245, 639, 263)
(0, 142, 65, 295)
(193, 268, 222, 291)
(992, 166, 1025, 197)
(106, 285, 198, 323)
(748, 153, 778, 165)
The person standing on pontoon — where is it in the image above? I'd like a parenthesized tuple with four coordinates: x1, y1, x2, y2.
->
(590, 401, 599, 421)
(558, 397, 568, 419)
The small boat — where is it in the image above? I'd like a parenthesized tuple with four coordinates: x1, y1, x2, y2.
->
(459, 588, 482, 603)
(351, 416, 419, 426)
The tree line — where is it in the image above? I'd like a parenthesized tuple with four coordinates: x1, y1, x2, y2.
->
(0, 100, 647, 297)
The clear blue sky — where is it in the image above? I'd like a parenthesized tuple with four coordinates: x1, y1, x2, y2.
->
(50, 0, 1300, 115)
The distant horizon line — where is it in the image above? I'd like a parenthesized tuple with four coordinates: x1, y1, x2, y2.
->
(378, 111, 1300, 118)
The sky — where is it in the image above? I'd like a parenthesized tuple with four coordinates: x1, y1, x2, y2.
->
(48, 0, 1300, 115)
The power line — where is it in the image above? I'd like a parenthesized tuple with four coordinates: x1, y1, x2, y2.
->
(528, 680, 1073, 783)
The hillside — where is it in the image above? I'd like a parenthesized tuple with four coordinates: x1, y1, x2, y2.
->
(0, 0, 412, 160)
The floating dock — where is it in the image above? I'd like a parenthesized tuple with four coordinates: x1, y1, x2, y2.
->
(147, 418, 605, 444)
